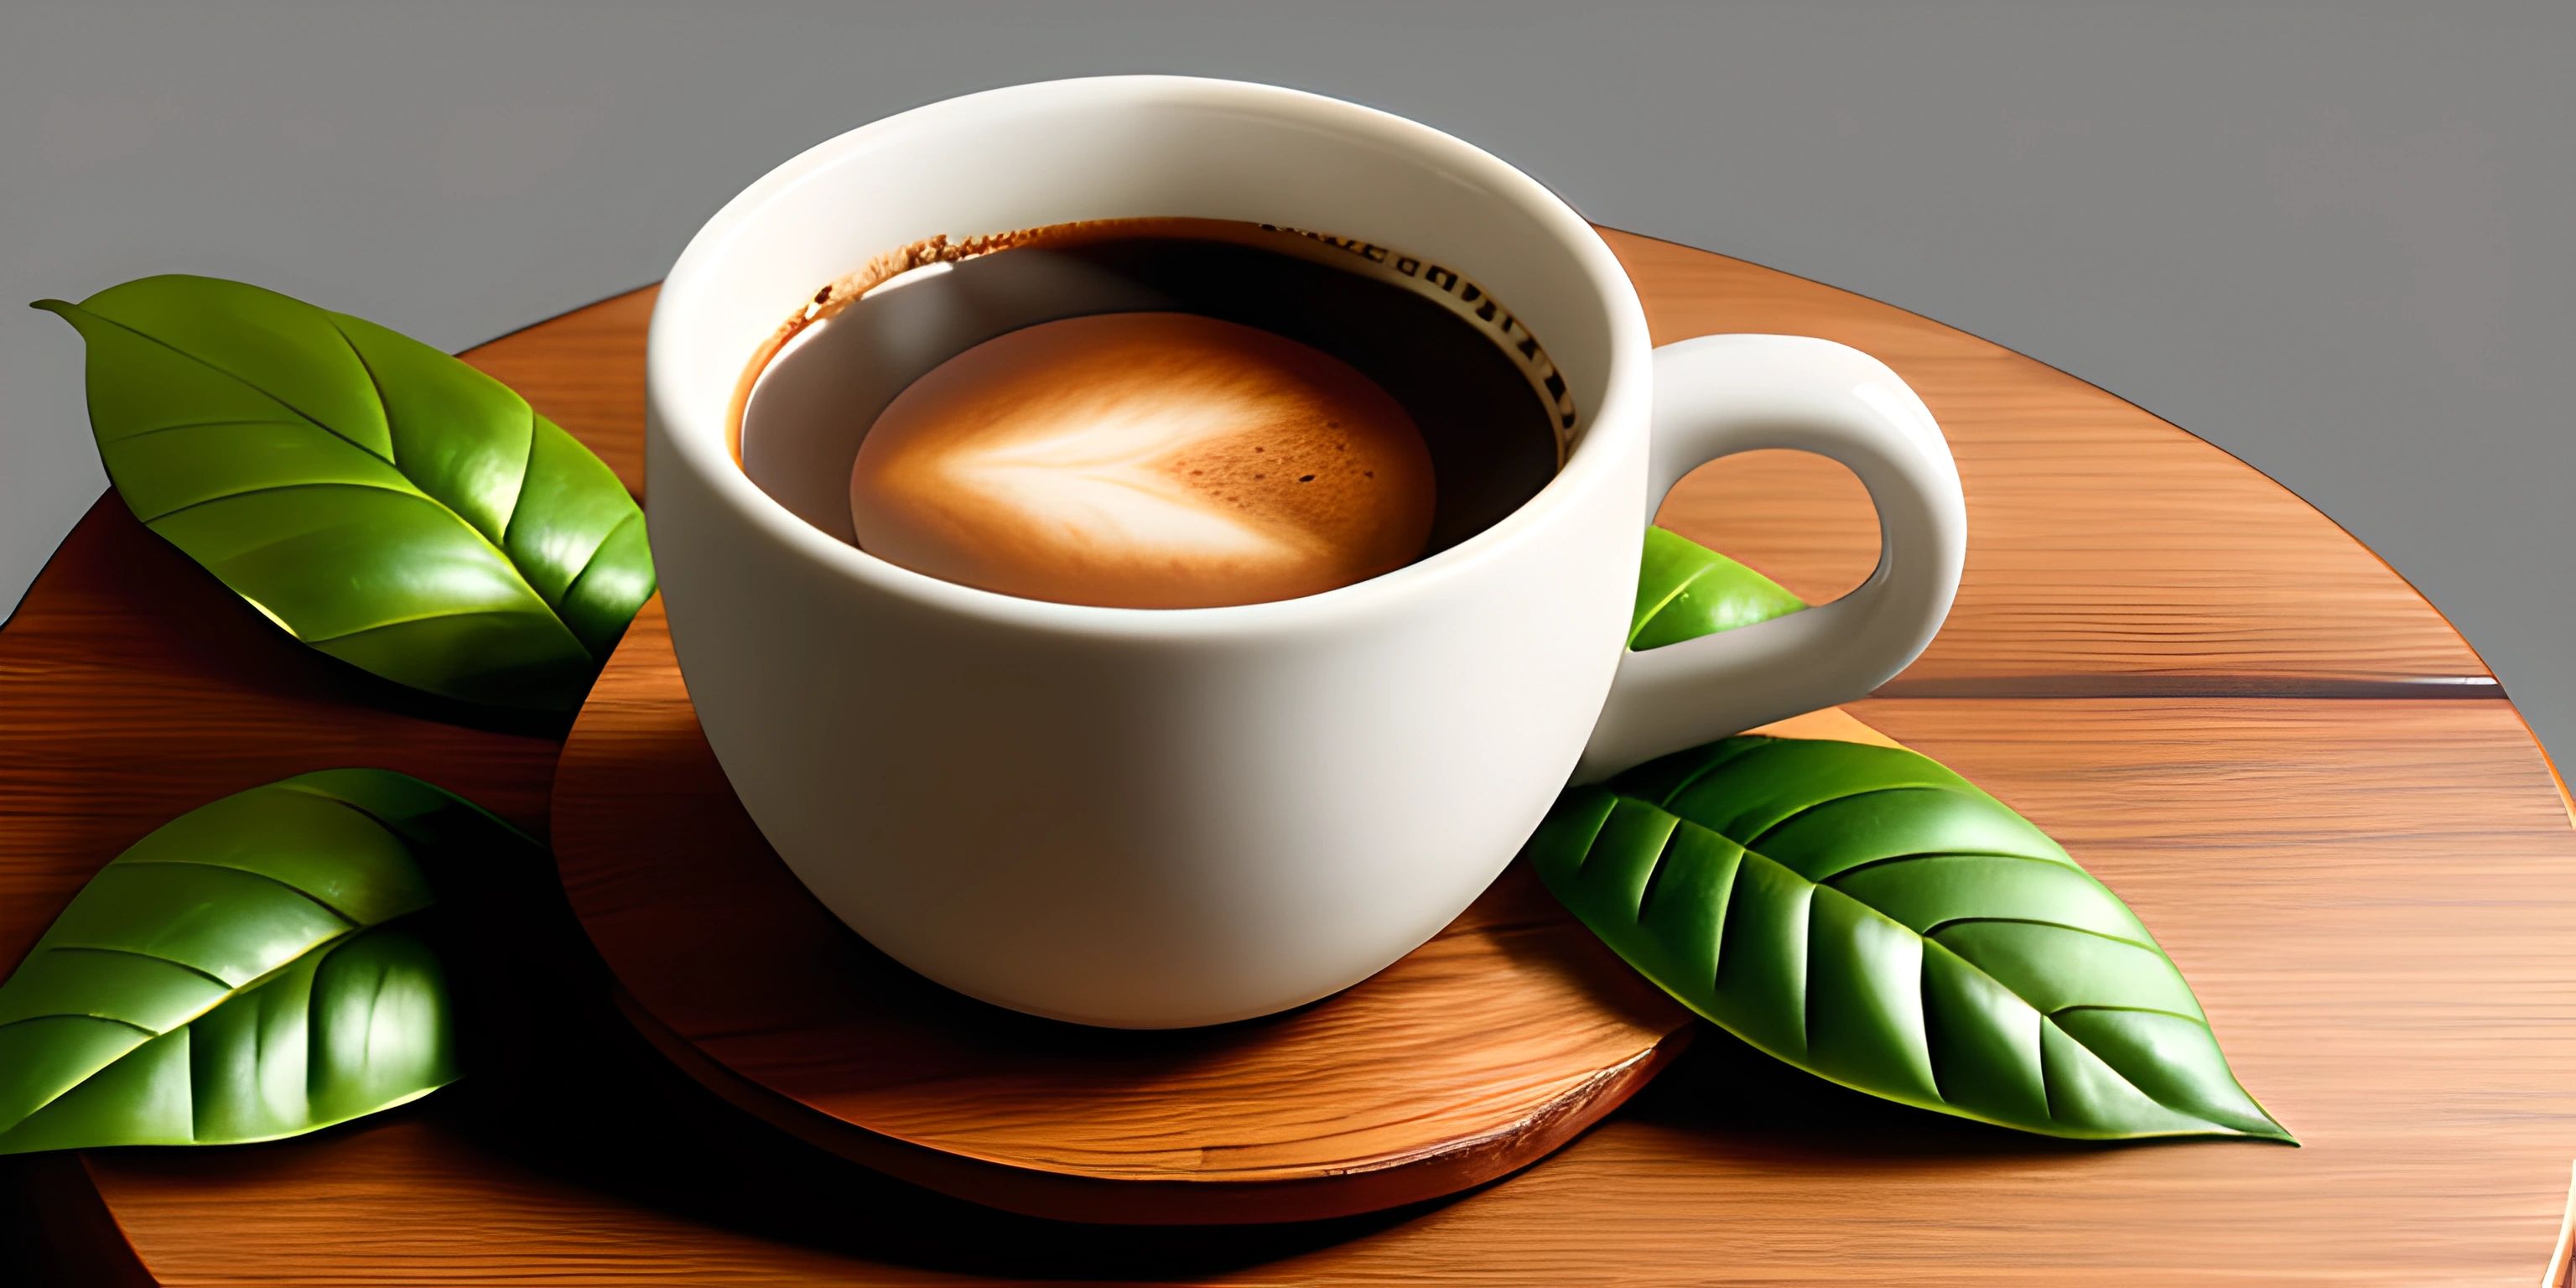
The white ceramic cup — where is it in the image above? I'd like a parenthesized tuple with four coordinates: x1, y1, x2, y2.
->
(647, 75, 1966, 1029)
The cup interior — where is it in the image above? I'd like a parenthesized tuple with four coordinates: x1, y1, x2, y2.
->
(652, 76, 1639, 570)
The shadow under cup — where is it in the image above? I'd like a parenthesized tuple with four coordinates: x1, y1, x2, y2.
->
(734, 218, 1578, 575)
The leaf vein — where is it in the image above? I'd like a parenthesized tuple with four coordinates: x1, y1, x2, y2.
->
(498, 405, 542, 551)
(112, 859, 362, 927)
(552, 508, 641, 632)
(1574, 730, 2277, 1141)
(68, 304, 592, 667)
(1921, 915, 2156, 952)
(325, 316, 399, 470)
(1630, 813, 1688, 922)
(2035, 1005, 2055, 1124)
(1656, 739, 1772, 810)
(299, 604, 562, 647)
(1795, 880, 1817, 1057)
(309, 935, 351, 1100)
(137, 471, 589, 665)
(40, 945, 232, 989)
(2049, 1003, 2209, 1025)
(0, 1012, 156, 1037)
(185, 1010, 207, 1142)
(1628, 558, 1720, 648)
(1742, 823, 2211, 1131)
(1918, 937, 2196, 1131)
(102, 418, 314, 446)
(361, 940, 389, 1070)
(1821, 849, 2075, 885)
(56, 304, 392, 466)
(138, 479, 423, 526)
(1708, 836, 1744, 993)
(1739, 784, 1960, 854)
(1563, 793, 1624, 877)
(272, 782, 411, 839)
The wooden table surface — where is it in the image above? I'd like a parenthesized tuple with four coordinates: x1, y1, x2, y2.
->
(5, 228, 2573, 1284)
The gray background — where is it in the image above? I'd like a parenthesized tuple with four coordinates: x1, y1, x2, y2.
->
(4, 2, 2568, 757)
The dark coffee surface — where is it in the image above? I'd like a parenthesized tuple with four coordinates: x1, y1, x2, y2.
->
(738, 219, 1563, 604)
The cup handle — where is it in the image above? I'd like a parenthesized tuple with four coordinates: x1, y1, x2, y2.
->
(1575, 335, 1966, 782)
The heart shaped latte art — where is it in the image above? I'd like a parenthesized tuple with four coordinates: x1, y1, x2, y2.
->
(848, 312, 1437, 609)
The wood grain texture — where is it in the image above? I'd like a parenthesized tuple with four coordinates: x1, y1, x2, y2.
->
(1602, 231, 2496, 695)
(3, 229, 2565, 1282)
(54, 698, 2576, 1285)
(550, 605, 1893, 1224)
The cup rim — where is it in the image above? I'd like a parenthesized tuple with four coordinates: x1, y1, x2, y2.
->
(648, 74, 1653, 637)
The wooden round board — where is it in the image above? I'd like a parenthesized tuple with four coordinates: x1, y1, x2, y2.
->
(4, 229, 2573, 1283)
(549, 606, 1911, 1223)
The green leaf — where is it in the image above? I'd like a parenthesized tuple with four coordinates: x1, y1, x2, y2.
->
(34, 277, 654, 710)
(1632, 527, 1805, 650)
(0, 770, 534, 1153)
(1528, 735, 2291, 1142)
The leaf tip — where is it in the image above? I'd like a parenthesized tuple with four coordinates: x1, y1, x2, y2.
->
(2221, 1101, 2297, 1145)
(2239, 1087, 2298, 1144)
(29, 298, 75, 318)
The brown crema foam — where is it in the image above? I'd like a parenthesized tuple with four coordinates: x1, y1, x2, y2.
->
(849, 311, 1437, 609)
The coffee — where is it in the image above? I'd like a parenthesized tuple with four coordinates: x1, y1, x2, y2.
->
(735, 217, 1571, 609)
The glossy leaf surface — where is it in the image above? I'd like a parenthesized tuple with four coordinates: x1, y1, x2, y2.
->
(1529, 735, 2290, 1142)
(1631, 526, 1805, 649)
(0, 770, 530, 1152)
(36, 276, 654, 709)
